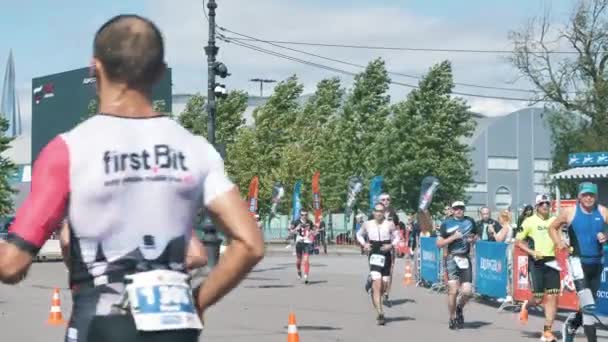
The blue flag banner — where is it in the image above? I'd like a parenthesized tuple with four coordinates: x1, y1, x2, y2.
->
(474, 241, 508, 298)
(595, 246, 608, 316)
(568, 152, 608, 167)
(292, 180, 302, 220)
(420, 237, 440, 284)
(369, 176, 384, 210)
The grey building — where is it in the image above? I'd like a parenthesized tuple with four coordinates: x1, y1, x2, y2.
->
(464, 107, 553, 217)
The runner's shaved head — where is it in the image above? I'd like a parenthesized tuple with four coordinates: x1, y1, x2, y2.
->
(94, 15, 165, 89)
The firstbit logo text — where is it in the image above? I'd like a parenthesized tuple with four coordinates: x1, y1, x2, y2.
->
(103, 144, 188, 174)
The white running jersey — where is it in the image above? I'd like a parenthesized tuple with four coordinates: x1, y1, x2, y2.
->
(8, 114, 234, 294)
(292, 218, 315, 244)
(356, 219, 399, 245)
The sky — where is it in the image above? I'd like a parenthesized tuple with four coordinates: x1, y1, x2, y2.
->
(0, 0, 577, 142)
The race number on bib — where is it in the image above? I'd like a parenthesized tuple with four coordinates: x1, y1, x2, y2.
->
(453, 256, 469, 269)
(125, 270, 203, 332)
(568, 256, 585, 281)
(370, 254, 386, 267)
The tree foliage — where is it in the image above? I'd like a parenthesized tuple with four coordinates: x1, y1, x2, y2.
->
(381, 61, 476, 213)
(509, 0, 608, 182)
(0, 116, 18, 215)
(178, 59, 477, 219)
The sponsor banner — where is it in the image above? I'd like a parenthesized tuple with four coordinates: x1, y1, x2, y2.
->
(369, 175, 383, 211)
(475, 241, 508, 298)
(247, 176, 259, 215)
(312, 171, 322, 226)
(292, 181, 302, 220)
(420, 237, 440, 284)
(512, 245, 579, 310)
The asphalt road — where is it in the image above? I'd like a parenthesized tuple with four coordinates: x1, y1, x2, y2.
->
(1, 251, 606, 341)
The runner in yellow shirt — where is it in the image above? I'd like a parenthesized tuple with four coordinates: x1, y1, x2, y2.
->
(515, 194, 558, 342)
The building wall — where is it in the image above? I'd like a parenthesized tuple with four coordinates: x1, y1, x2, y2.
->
(465, 108, 553, 217)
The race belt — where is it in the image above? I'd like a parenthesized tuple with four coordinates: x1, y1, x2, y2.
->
(123, 270, 203, 332)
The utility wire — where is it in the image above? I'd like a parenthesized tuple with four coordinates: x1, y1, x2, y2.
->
(219, 27, 537, 93)
(220, 36, 546, 102)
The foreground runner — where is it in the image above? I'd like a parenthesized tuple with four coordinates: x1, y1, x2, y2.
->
(378, 193, 398, 306)
(549, 182, 608, 342)
(289, 209, 316, 284)
(0, 14, 264, 342)
(436, 201, 477, 330)
(357, 202, 399, 325)
(516, 194, 558, 342)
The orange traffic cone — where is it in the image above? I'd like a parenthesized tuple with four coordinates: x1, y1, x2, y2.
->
(519, 300, 528, 325)
(287, 312, 299, 342)
(47, 288, 66, 325)
(403, 261, 414, 286)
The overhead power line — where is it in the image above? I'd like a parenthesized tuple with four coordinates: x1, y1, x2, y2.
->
(219, 36, 545, 102)
(218, 27, 537, 94)
(218, 36, 581, 55)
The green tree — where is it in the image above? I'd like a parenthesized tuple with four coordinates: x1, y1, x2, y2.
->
(177, 91, 247, 146)
(225, 126, 258, 196)
(332, 58, 391, 213)
(252, 75, 304, 216)
(383, 61, 476, 213)
(509, 0, 608, 180)
(0, 116, 18, 215)
(297, 78, 345, 213)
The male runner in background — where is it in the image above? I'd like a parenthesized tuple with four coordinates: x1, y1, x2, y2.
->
(289, 209, 317, 284)
(516, 194, 559, 342)
(378, 193, 399, 306)
(436, 201, 478, 330)
(0, 15, 264, 342)
(357, 202, 400, 325)
(549, 182, 608, 342)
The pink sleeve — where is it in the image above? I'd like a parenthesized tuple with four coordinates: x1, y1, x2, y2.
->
(6, 136, 70, 255)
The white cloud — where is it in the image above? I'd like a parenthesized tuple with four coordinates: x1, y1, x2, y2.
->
(465, 97, 537, 117)
(144, 0, 541, 116)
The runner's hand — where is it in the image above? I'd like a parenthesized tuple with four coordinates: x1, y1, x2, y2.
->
(487, 224, 495, 235)
(598, 232, 607, 244)
(451, 231, 463, 240)
(363, 243, 371, 252)
(556, 240, 569, 251)
(532, 250, 543, 260)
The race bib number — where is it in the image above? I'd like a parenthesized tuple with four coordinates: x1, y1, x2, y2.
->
(568, 256, 584, 281)
(453, 256, 469, 269)
(369, 254, 386, 267)
(125, 270, 203, 332)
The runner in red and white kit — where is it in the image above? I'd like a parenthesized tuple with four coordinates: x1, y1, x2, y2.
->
(289, 209, 317, 284)
(0, 15, 264, 342)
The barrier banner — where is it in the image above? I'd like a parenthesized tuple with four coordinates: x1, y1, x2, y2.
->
(247, 176, 259, 215)
(555, 248, 579, 311)
(512, 245, 579, 310)
(512, 246, 532, 302)
(596, 248, 608, 315)
(475, 241, 508, 298)
(420, 237, 440, 283)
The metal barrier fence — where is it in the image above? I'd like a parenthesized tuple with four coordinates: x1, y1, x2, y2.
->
(263, 213, 360, 245)
(415, 238, 587, 313)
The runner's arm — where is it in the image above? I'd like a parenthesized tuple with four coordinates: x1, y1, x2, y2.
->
(356, 222, 367, 246)
(515, 219, 536, 257)
(0, 137, 69, 284)
(548, 208, 571, 247)
(60, 221, 71, 269)
(436, 223, 456, 248)
(600, 205, 608, 224)
(390, 223, 400, 247)
(195, 150, 264, 314)
(186, 230, 208, 270)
